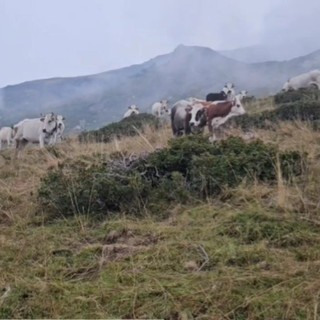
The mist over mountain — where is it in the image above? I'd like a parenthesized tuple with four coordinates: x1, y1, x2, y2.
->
(220, 41, 320, 63)
(1, 45, 320, 130)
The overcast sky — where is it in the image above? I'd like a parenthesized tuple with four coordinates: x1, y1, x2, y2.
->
(1, 0, 319, 88)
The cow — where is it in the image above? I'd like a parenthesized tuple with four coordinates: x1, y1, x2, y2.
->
(206, 82, 235, 102)
(151, 100, 169, 117)
(170, 99, 193, 136)
(13, 112, 58, 151)
(188, 94, 246, 141)
(123, 105, 139, 118)
(171, 98, 218, 136)
(238, 90, 248, 100)
(0, 126, 14, 150)
(282, 70, 320, 91)
(49, 115, 65, 145)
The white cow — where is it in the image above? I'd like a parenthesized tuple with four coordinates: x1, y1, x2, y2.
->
(13, 113, 58, 150)
(151, 100, 169, 117)
(238, 90, 248, 100)
(123, 105, 139, 118)
(282, 70, 320, 91)
(0, 126, 14, 150)
(49, 115, 65, 145)
(222, 82, 236, 99)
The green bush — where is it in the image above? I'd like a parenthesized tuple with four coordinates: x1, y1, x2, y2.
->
(38, 136, 305, 219)
(274, 87, 320, 105)
(231, 101, 320, 130)
(79, 113, 160, 143)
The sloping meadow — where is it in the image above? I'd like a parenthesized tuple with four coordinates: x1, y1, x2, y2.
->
(231, 88, 320, 130)
(38, 135, 305, 219)
(79, 113, 161, 143)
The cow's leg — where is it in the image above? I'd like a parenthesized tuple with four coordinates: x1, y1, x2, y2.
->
(209, 131, 217, 143)
(209, 126, 223, 143)
(14, 139, 28, 159)
(171, 123, 178, 136)
(39, 134, 45, 148)
(218, 127, 224, 140)
(208, 121, 213, 134)
(184, 124, 191, 135)
(18, 139, 28, 150)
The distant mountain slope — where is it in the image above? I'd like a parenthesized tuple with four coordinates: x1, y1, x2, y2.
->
(220, 43, 320, 63)
(1, 45, 320, 130)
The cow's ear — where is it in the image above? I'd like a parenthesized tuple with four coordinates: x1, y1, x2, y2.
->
(62, 117, 65, 120)
(40, 117, 45, 122)
(128, 106, 132, 109)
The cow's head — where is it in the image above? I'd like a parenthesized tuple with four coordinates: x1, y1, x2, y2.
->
(187, 104, 208, 130)
(222, 82, 236, 99)
(238, 90, 248, 100)
(230, 96, 246, 116)
(129, 105, 139, 115)
(41, 112, 57, 134)
(218, 91, 228, 99)
(160, 100, 169, 114)
(56, 114, 65, 129)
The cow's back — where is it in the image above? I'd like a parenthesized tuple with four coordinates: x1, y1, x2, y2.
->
(15, 118, 42, 142)
(290, 70, 320, 89)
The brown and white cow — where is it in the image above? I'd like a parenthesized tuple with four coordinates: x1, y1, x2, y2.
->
(188, 94, 246, 141)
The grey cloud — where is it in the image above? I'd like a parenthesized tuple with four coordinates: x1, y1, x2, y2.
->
(1, 0, 319, 87)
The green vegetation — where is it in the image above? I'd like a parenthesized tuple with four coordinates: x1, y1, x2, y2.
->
(232, 88, 320, 130)
(2, 204, 320, 319)
(274, 87, 320, 105)
(2, 89, 320, 319)
(38, 136, 304, 220)
(232, 101, 320, 130)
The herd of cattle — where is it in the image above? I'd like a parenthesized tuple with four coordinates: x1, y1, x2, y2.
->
(0, 113, 65, 151)
(124, 82, 248, 141)
(123, 69, 320, 140)
(0, 69, 319, 152)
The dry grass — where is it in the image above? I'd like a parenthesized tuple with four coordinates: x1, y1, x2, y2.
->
(2, 113, 320, 318)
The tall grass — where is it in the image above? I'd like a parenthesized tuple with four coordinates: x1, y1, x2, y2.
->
(2, 110, 320, 318)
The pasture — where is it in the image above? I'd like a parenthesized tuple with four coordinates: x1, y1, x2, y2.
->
(1, 91, 320, 319)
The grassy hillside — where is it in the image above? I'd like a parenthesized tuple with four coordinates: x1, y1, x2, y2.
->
(1, 93, 320, 319)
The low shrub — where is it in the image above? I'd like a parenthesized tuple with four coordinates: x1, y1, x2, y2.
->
(79, 113, 160, 143)
(38, 136, 305, 219)
(231, 101, 320, 130)
(218, 212, 320, 246)
(274, 87, 320, 105)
